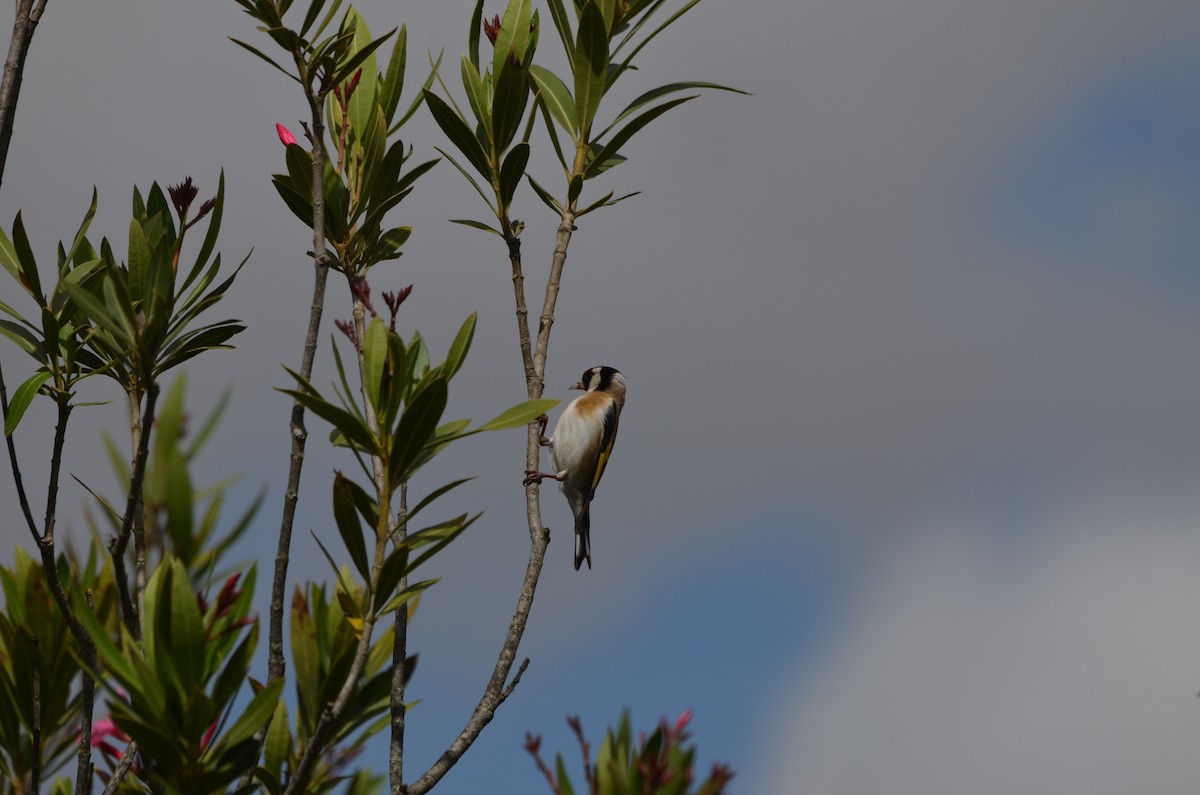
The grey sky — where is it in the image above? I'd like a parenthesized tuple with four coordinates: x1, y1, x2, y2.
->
(2, 1, 1200, 792)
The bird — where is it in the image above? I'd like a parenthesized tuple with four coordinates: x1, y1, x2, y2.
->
(523, 366, 626, 570)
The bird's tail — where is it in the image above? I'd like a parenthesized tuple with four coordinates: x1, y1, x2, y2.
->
(574, 505, 591, 571)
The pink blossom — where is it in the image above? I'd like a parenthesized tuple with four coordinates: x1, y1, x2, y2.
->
(276, 123, 298, 147)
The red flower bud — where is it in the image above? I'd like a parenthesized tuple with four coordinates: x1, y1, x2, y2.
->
(483, 14, 501, 44)
(276, 123, 298, 147)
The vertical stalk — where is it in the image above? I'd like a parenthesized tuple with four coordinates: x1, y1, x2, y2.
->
(267, 77, 330, 688)
(389, 482, 408, 794)
(0, 0, 45, 193)
(30, 636, 40, 793)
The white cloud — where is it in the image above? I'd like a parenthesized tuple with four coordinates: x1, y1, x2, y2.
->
(762, 493, 1200, 795)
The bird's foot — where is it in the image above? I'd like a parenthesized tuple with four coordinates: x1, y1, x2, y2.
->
(523, 470, 560, 486)
(535, 414, 551, 446)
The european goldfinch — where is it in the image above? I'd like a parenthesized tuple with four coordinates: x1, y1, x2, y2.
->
(523, 366, 626, 570)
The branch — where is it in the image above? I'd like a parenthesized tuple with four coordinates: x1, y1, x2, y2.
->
(285, 497, 392, 794)
(502, 228, 536, 390)
(30, 635, 41, 793)
(406, 205, 579, 795)
(74, 589, 96, 795)
(405, 528, 546, 795)
(0, 356, 41, 540)
(267, 50, 331, 690)
(0, 0, 45, 193)
(389, 482, 407, 795)
(109, 382, 159, 638)
(101, 740, 139, 795)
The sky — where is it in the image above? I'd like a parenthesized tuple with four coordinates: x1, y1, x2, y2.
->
(3, 0, 1200, 792)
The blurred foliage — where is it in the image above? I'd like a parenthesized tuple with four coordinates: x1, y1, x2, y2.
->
(0, 545, 120, 791)
(527, 710, 734, 795)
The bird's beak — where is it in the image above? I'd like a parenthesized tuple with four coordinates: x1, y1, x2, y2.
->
(569, 380, 585, 390)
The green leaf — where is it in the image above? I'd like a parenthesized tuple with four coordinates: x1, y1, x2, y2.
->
(434, 148, 497, 213)
(333, 472, 372, 581)
(423, 91, 492, 179)
(406, 477, 475, 523)
(379, 24, 408, 125)
(4, 370, 51, 435)
(585, 95, 695, 179)
(526, 175, 564, 214)
(544, 0, 575, 60)
(448, 218, 503, 236)
(573, 1, 610, 137)
(376, 578, 439, 616)
(442, 312, 476, 380)
(220, 679, 285, 748)
(0, 318, 42, 357)
(128, 218, 152, 307)
(264, 699, 290, 779)
(331, 27, 395, 91)
(606, 81, 749, 132)
(374, 543, 408, 607)
(529, 65, 578, 137)
(479, 398, 558, 431)
(229, 38, 300, 83)
(460, 55, 491, 143)
(491, 60, 530, 155)
(362, 316, 387, 413)
(556, 755, 577, 795)
(492, 0, 532, 80)
(608, 0, 701, 88)
(166, 559, 206, 691)
(278, 378, 379, 455)
(387, 376, 447, 483)
(576, 189, 640, 217)
(468, 0, 486, 68)
(11, 212, 44, 305)
(290, 591, 320, 725)
(340, 9, 381, 139)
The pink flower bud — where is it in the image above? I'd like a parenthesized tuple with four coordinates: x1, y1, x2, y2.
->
(276, 123, 298, 147)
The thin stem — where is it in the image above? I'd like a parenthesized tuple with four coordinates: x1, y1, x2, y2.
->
(110, 382, 159, 638)
(128, 388, 147, 638)
(389, 481, 408, 795)
(500, 225, 536, 390)
(407, 202, 578, 795)
(0, 357, 41, 540)
(101, 741, 140, 795)
(268, 60, 330, 689)
(30, 636, 40, 793)
(285, 490, 391, 795)
(0, 378, 95, 792)
(74, 590, 96, 795)
(0, 0, 46, 193)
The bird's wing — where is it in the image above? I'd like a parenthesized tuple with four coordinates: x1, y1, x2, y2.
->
(588, 400, 621, 497)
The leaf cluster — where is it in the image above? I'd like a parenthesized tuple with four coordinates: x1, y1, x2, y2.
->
(0, 176, 246, 432)
(0, 546, 119, 791)
(251, 580, 403, 794)
(427, 0, 745, 229)
(537, 711, 735, 795)
(76, 557, 281, 794)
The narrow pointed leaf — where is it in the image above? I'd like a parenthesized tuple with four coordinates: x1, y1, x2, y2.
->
(4, 370, 51, 435)
(573, 1, 609, 136)
(585, 95, 695, 179)
(423, 91, 492, 178)
(479, 398, 559, 431)
(529, 65, 578, 137)
(362, 316, 387, 413)
(527, 175, 564, 214)
(333, 473, 371, 580)
(449, 218, 503, 236)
